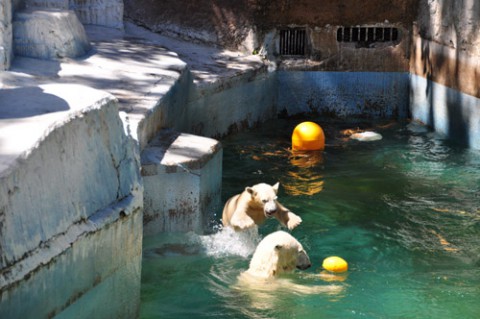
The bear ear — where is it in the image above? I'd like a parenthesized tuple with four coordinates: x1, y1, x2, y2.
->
(246, 186, 256, 196)
(272, 182, 280, 194)
(274, 244, 283, 250)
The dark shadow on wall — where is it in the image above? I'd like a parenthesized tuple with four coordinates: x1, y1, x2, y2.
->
(123, 0, 258, 50)
(0, 86, 70, 119)
(415, 0, 478, 147)
(445, 85, 470, 147)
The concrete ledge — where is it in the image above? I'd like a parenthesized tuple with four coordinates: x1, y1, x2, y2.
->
(13, 9, 91, 60)
(276, 71, 410, 119)
(0, 194, 142, 318)
(0, 83, 143, 317)
(141, 129, 222, 235)
(70, 0, 124, 29)
(0, 0, 12, 70)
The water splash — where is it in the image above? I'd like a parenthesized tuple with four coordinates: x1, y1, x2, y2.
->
(191, 226, 262, 258)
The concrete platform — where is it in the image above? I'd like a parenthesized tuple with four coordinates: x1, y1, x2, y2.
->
(0, 84, 143, 318)
(141, 129, 222, 235)
(1, 21, 266, 146)
(13, 9, 91, 60)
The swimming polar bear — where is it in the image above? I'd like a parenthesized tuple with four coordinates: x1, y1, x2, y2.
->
(236, 231, 343, 298)
(243, 230, 311, 278)
(222, 182, 302, 231)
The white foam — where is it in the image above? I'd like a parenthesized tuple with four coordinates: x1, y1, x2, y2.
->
(190, 226, 262, 258)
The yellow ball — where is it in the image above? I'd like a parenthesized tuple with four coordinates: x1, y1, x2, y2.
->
(292, 121, 325, 151)
(322, 256, 348, 273)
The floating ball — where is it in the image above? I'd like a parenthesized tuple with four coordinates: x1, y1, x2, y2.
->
(350, 131, 382, 142)
(322, 256, 348, 273)
(291, 121, 325, 151)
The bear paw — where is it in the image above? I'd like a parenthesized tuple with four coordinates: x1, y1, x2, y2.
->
(286, 213, 302, 230)
(231, 215, 256, 231)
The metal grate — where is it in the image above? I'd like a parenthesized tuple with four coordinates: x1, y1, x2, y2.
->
(279, 28, 306, 56)
(337, 27, 399, 43)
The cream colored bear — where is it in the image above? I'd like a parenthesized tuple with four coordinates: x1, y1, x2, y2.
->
(236, 231, 342, 297)
(243, 230, 311, 278)
(222, 182, 302, 231)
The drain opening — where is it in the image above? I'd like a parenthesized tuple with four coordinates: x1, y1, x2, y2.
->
(279, 28, 306, 56)
(337, 27, 399, 43)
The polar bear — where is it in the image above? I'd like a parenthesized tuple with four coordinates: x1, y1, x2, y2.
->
(236, 231, 342, 297)
(244, 230, 311, 278)
(222, 182, 302, 231)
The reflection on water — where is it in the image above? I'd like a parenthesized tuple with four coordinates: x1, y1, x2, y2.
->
(141, 118, 480, 319)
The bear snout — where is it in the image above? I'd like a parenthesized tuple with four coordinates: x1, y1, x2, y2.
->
(263, 201, 278, 217)
(296, 250, 312, 270)
(296, 262, 312, 270)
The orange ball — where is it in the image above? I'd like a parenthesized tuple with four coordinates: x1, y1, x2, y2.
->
(291, 121, 325, 151)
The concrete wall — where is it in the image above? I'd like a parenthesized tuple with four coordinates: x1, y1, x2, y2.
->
(69, 0, 124, 29)
(0, 0, 13, 70)
(410, 0, 480, 148)
(13, 9, 91, 60)
(277, 71, 409, 118)
(124, 0, 414, 71)
(135, 64, 277, 149)
(185, 68, 277, 138)
(0, 85, 143, 317)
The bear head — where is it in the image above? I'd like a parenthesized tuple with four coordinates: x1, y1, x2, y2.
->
(245, 182, 280, 218)
(247, 231, 311, 278)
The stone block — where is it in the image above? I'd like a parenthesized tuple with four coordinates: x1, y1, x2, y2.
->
(141, 129, 222, 235)
(70, 0, 124, 29)
(13, 9, 91, 60)
(26, 0, 69, 9)
(0, 0, 12, 70)
(0, 84, 143, 317)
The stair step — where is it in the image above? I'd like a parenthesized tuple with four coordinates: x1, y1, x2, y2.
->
(13, 8, 91, 60)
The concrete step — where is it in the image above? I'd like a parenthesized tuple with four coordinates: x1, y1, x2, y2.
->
(25, 0, 124, 28)
(70, 0, 124, 29)
(26, 0, 68, 9)
(13, 8, 91, 60)
(141, 129, 223, 235)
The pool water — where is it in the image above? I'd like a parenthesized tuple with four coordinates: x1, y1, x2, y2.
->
(140, 118, 480, 319)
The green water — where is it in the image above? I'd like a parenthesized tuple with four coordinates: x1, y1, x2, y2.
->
(141, 118, 480, 319)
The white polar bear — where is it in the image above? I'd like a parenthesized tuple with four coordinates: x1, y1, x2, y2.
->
(222, 182, 302, 231)
(243, 230, 311, 279)
(236, 231, 342, 296)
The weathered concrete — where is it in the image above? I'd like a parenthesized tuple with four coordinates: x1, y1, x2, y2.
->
(25, 0, 124, 28)
(13, 9, 91, 60)
(277, 71, 410, 119)
(0, 84, 143, 317)
(0, 0, 13, 70)
(70, 0, 124, 29)
(141, 129, 222, 235)
(26, 0, 69, 9)
(410, 74, 480, 149)
(412, 3, 480, 98)
(0, 195, 142, 319)
(185, 64, 277, 138)
(410, 1, 480, 147)
(124, 0, 415, 72)
(124, 0, 416, 51)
